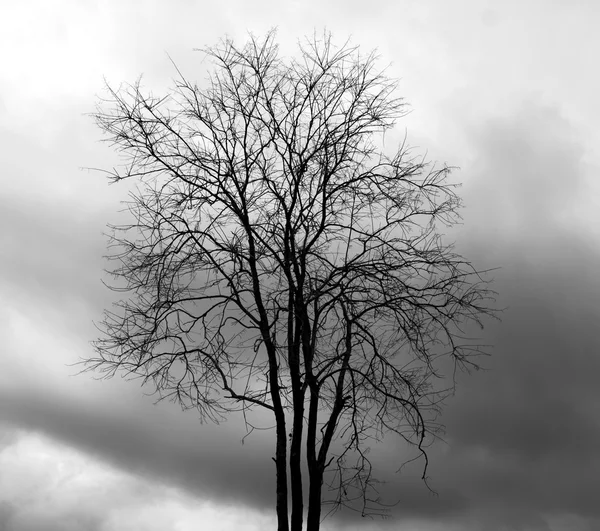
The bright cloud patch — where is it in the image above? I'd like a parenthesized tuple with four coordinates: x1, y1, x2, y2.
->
(0, 429, 275, 531)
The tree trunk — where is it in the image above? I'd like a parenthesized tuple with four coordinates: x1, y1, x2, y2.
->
(289, 406, 304, 531)
(305, 379, 321, 531)
(274, 410, 290, 531)
(306, 464, 324, 531)
(289, 317, 305, 530)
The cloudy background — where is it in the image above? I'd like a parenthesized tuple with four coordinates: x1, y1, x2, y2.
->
(1, 1, 599, 530)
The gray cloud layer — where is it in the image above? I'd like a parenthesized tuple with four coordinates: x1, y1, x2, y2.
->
(2, 98, 598, 531)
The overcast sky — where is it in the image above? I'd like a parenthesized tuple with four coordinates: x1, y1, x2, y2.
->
(1, 1, 599, 530)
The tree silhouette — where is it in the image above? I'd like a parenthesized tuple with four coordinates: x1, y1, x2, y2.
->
(87, 30, 497, 531)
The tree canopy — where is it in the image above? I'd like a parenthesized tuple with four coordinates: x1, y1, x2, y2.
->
(88, 30, 498, 531)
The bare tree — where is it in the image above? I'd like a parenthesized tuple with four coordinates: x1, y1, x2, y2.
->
(87, 30, 497, 531)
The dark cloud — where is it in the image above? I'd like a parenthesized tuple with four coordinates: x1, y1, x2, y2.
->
(319, 101, 600, 531)
(323, 101, 600, 530)
(415, 102, 600, 530)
